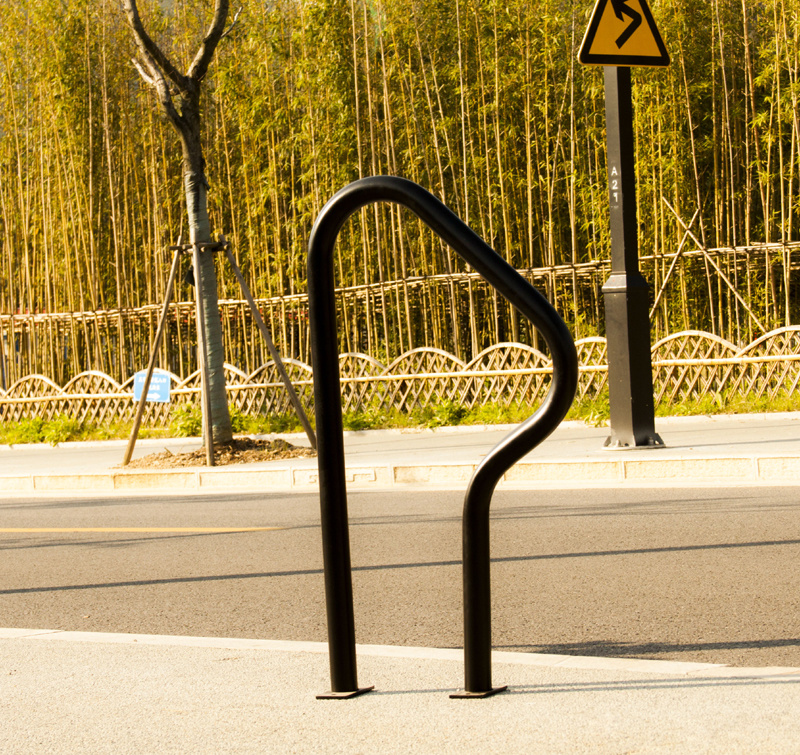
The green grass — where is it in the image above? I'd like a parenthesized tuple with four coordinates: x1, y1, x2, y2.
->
(2, 389, 800, 445)
(0, 414, 173, 445)
(342, 388, 800, 430)
(654, 389, 800, 418)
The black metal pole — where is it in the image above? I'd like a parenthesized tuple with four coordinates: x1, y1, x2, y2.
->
(308, 191, 371, 699)
(454, 262, 577, 697)
(602, 66, 663, 448)
(308, 176, 577, 699)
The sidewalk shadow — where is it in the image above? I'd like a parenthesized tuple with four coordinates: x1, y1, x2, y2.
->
(504, 675, 800, 695)
(497, 637, 800, 657)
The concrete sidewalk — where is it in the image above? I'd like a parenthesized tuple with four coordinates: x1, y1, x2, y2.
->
(2, 411, 800, 491)
(3, 627, 800, 753)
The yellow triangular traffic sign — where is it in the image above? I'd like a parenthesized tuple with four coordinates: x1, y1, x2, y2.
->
(579, 0, 669, 67)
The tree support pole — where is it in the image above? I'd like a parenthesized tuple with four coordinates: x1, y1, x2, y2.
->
(602, 66, 663, 449)
(123, 234, 313, 467)
(122, 247, 182, 467)
(223, 245, 317, 450)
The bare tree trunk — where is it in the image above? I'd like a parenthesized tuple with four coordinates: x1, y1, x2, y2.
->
(122, 0, 233, 443)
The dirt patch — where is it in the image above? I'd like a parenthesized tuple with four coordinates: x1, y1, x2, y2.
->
(123, 437, 316, 469)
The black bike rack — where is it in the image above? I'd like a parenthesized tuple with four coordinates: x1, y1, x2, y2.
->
(308, 176, 578, 699)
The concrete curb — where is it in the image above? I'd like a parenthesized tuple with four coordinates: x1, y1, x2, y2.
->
(2, 455, 799, 492)
(4, 627, 800, 679)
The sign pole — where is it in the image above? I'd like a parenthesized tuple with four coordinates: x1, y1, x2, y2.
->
(601, 65, 662, 448)
(579, 0, 669, 449)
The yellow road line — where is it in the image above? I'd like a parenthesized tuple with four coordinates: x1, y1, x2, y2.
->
(0, 527, 283, 534)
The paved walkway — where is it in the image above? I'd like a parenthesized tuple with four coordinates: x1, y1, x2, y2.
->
(4, 628, 800, 753)
(3, 413, 800, 751)
(2, 411, 800, 491)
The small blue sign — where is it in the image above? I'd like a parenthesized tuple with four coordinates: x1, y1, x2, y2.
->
(133, 370, 171, 403)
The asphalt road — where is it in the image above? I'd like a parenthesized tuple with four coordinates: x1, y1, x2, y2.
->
(2, 486, 800, 668)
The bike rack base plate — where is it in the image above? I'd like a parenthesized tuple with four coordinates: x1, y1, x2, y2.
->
(316, 686, 375, 700)
(449, 685, 508, 699)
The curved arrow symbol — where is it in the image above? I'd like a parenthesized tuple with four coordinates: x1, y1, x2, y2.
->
(610, 0, 642, 49)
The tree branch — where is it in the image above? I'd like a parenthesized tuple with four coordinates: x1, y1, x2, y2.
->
(121, 0, 187, 91)
(220, 6, 243, 41)
(131, 58, 155, 86)
(131, 55, 184, 130)
(187, 0, 230, 82)
(151, 76, 185, 129)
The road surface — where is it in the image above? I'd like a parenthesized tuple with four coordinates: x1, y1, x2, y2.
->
(2, 486, 800, 667)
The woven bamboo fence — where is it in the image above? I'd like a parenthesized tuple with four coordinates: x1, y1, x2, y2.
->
(4, 243, 800, 391)
(2, 328, 800, 426)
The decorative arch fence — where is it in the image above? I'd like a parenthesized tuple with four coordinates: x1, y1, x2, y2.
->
(2, 328, 800, 426)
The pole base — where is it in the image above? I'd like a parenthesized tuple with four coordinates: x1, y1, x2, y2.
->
(450, 685, 508, 699)
(316, 686, 374, 700)
(603, 433, 664, 450)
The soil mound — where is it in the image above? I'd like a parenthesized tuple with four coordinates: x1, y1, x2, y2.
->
(123, 437, 316, 469)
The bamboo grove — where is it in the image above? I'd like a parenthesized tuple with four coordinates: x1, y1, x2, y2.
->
(3, 0, 800, 384)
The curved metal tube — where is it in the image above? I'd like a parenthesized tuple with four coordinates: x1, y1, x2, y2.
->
(308, 176, 578, 696)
